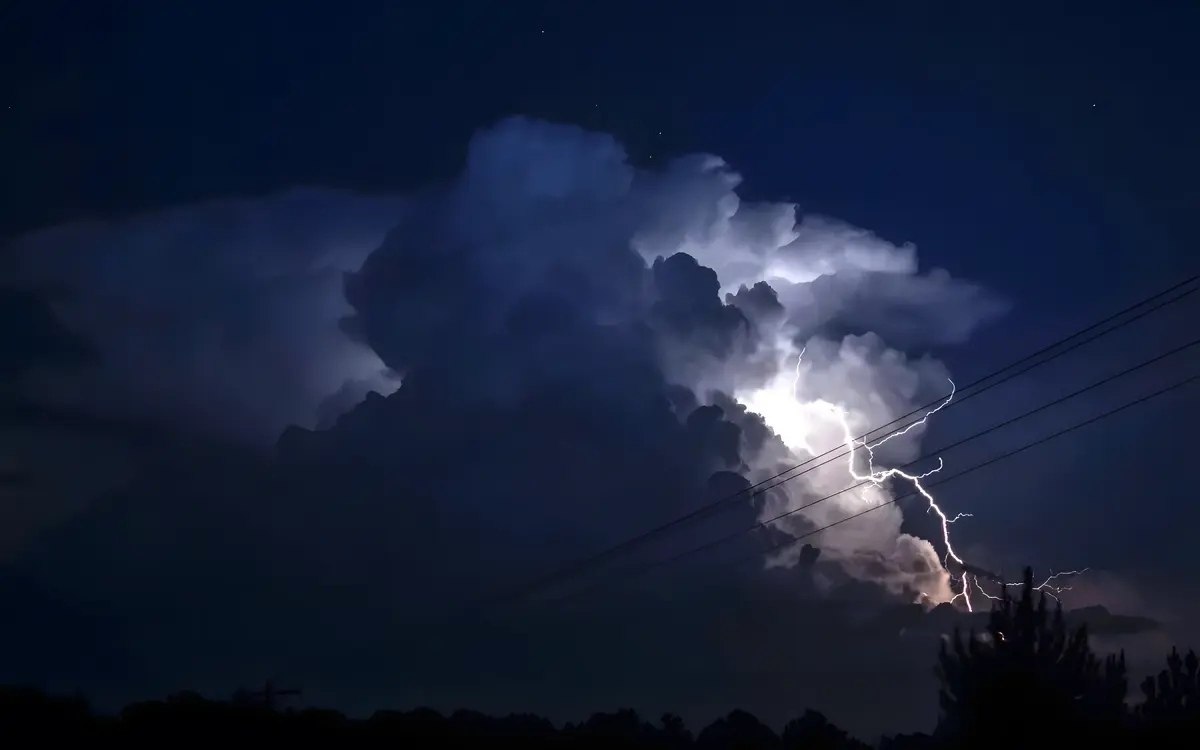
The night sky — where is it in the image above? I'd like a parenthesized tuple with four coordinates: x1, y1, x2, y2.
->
(2, 1, 1198, 740)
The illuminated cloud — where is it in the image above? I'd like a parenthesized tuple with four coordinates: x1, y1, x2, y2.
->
(3, 115, 1014, 733)
(340, 116, 1005, 599)
(3, 188, 405, 442)
(5, 118, 1006, 599)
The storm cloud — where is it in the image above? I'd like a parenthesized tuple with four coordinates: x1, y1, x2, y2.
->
(4, 117, 1024, 736)
(2, 188, 405, 442)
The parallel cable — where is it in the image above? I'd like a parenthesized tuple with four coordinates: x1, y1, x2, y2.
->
(539, 369, 1200, 605)
(494, 275, 1198, 604)
(748, 336, 1200, 510)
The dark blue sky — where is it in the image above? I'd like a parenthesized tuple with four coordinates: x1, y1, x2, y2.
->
(6, 1, 1195, 339)
(2, 0, 1198, 738)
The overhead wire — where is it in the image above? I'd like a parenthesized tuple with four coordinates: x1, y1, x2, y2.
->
(539, 370, 1200, 605)
(491, 274, 1198, 605)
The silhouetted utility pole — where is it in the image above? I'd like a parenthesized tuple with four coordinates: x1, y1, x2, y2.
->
(233, 680, 302, 710)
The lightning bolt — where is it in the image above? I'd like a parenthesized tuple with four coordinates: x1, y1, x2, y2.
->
(822, 377, 974, 609)
(1002, 568, 1091, 601)
(948, 575, 973, 611)
(791, 346, 807, 395)
(786, 348, 815, 456)
(779, 347, 1086, 611)
(973, 574, 1001, 601)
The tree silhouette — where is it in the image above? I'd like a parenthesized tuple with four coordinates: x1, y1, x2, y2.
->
(934, 567, 1126, 745)
(1140, 647, 1199, 718)
(695, 709, 780, 750)
(660, 712, 694, 749)
(1136, 646, 1200, 743)
(571, 708, 665, 748)
(781, 709, 868, 749)
(0, 686, 91, 739)
(22, 571, 1200, 747)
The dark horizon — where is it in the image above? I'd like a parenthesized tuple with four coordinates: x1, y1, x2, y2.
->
(4, 572, 1198, 748)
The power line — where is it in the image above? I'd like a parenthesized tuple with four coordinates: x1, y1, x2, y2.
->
(540, 369, 1199, 605)
(492, 274, 1198, 604)
(743, 335, 1199, 520)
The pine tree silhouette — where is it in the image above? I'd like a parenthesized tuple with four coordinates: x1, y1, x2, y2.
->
(934, 566, 1126, 745)
(1138, 647, 1199, 722)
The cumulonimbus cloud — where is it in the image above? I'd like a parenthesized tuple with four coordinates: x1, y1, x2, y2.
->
(5, 117, 1007, 601)
(336, 117, 1006, 600)
(0, 116, 1026, 732)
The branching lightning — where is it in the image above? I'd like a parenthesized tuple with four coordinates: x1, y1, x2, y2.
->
(1004, 568, 1091, 601)
(973, 575, 1001, 601)
(781, 348, 1086, 612)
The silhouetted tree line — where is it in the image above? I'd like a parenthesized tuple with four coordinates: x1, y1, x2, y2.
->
(2, 569, 1198, 748)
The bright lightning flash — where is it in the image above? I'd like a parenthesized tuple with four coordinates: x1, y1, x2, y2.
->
(738, 347, 816, 455)
(739, 347, 1087, 612)
(816, 371, 976, 610)
(1004, 568, 1091, 601)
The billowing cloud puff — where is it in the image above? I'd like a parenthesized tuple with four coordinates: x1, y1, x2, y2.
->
(631, 164, 1007, 348)
(337, 116, 1005, 601)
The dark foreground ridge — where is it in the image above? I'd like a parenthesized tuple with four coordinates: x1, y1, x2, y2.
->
(3, 570, 1198, 749)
